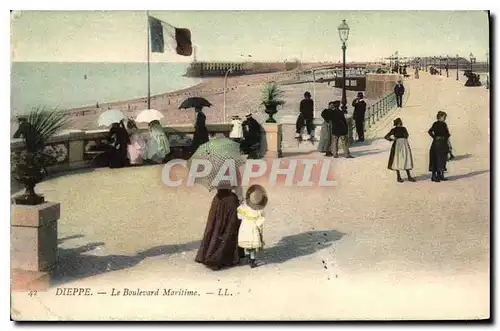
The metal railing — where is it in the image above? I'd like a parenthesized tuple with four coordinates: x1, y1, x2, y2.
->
(358, 91, 397, 133)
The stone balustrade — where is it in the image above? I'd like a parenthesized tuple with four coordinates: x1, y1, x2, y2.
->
(10, 124, 232, 174)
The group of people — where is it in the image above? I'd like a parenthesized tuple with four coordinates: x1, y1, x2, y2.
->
(229, 113, 262, 157)
(107, 119, 171, 168)
(383, 111, 453, 183)
(195, 183, 268, 270)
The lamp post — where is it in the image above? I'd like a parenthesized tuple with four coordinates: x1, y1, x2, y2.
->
(223, 68, 234, 123)
(312, 69, 317, 118)
(439, 56, 442, 75)
(337, 19, 350, 113)
(456, 54, 459, 80)
(446, 55, 449, 77)
(469, 52, 475, 72)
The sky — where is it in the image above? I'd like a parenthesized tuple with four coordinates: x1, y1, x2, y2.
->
(10, 10, 490, 63)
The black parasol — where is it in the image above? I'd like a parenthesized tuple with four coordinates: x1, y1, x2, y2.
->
(178, 97, 212, 110)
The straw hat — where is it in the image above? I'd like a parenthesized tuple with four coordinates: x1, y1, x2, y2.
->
(245, 184, 268, 210)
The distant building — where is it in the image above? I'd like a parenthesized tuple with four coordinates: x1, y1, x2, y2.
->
(185, 62, 246, 77)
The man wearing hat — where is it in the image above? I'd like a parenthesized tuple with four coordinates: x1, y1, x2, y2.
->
(352, 92, 367, 142)
(394, 80, 405, 108)
(295, 91, 314, 140)
(237, 184, 268, 268)
(241, 113, 261, 157)
(330, 101, 354, 158)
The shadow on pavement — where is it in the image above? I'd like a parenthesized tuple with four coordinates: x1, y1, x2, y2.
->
(352, 149, 385, 158)
(263, 230, 345, 265)
(51, 239, 201, 286)
(450, 153, 473, 161)
(57, 234, 85, 244)
(447, 169, 490, 181)
(413, 169, 489, 182)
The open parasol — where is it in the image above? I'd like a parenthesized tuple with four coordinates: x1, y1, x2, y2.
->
(135, 109, 164, 123)
(188, 139, 246, 191)
(97, 109, 125, 127)
(178, 97, 212, 109)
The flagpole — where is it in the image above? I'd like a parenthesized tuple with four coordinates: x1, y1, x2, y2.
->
(147, 11, 151, 109)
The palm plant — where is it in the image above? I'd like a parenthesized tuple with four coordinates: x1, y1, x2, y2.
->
(261, 82, 285, 123)
(261, 82, 285, 107)
(11, 107, 70, 205)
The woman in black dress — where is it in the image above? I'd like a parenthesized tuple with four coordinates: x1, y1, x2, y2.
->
(428, 111, 451, 182)
(108, 120, 130, 168)
(192, 107, 209, 154)
(384, 118, 416, 183)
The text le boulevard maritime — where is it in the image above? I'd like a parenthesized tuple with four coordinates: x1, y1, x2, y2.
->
(55, 287, 236, 297)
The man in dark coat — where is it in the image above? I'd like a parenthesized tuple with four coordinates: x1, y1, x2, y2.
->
(295, 91, 314, 140)
(394, 80, 405, 108)
(192, 107, 209, 153)
(195, 187, 245, 270)
(330, 101, 353, 158)
(241, 113, 261, 155)
(352, 92, 367, 142)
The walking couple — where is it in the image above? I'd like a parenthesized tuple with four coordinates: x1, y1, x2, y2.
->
(317, 100, 354, 158)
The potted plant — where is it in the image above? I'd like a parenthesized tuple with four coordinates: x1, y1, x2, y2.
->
(261, 82, 285, 123)
(11, 108, 69, 205)
(11, 108, 70, 285)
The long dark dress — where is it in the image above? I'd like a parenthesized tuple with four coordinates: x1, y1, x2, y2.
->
(428, 121, 450, 172)
(108, 124, 130, 168)
(192, 111, 209, 153)
(195, 189, 245, 269)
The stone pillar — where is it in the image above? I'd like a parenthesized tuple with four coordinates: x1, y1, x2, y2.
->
(263, 123, 282, 158)
(68, 130, 86, 169)
(11, 202, 60, 291)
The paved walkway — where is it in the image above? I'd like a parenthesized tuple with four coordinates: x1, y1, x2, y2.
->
(11, 71, 490, 320)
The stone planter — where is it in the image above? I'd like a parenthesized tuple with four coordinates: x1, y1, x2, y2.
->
(264, 104, 278, 123)
(11, 202, 60, 287)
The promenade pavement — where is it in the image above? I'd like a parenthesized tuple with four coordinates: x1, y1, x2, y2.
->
(11, 70, 490, 320)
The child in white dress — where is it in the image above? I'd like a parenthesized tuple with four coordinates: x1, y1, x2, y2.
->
(237, 184, 268, 268)
(229, 115, 244, 143)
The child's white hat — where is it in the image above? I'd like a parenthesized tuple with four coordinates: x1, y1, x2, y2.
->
(245, 184, 268, 210)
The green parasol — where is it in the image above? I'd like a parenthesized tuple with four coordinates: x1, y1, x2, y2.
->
(188, 138, 246, 191)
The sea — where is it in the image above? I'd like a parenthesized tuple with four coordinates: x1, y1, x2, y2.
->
(10, 62, 202, 116)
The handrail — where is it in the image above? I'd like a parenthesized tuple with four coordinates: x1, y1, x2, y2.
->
(359, 91, 396, 133)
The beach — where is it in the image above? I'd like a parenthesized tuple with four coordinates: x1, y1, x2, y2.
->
(11, 68, 370, 134)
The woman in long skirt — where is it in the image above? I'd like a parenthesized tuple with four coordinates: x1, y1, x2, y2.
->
(428, 111, 451, 182)
(385, 118, 416, 182)
(145, 120, 170, 164)
(195, 184, 245, 270)
(317, 107, 334, 156)
(126, 119, 146, 166)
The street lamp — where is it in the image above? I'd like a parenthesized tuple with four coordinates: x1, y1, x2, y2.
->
(469, 52, 475, 71)
(337, 19, 350, 113)
(223, 68, 234, 123)
(456, 54, 459, 80)
(446, 55, 449, 77)
(439, 56, 442, 75)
